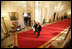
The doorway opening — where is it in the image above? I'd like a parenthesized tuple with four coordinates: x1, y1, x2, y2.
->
(23, 12, 31, 27)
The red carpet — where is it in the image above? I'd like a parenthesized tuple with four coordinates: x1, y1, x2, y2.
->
(16, 19, 71, 48)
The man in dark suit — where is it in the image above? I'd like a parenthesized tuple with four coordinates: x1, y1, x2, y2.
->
(33, 22, 38, 34)
(36, 22, 42, 38)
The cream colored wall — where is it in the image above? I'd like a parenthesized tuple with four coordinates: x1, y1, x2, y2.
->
(26, 1, 35, 21)
(1, 1, 25, 31)
(1, 1, 71, 31)
(44, 1, 71, 22)
(27, 1, 71, 24)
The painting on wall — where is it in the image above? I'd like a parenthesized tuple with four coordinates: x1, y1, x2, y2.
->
(9, 12, 18, 20)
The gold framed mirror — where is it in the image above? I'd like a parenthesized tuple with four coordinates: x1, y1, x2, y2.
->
(9, 12, 18, 20)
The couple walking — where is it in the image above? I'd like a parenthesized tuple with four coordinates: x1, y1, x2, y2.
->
(33, 20, 42, 38)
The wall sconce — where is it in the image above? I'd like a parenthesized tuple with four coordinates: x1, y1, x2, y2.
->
(67, 9, 71, 15)
(67, 11, 71, 15)
(1, 13, 7, 17)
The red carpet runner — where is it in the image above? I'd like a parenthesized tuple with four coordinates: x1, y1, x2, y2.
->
(16, 19, 71, 48)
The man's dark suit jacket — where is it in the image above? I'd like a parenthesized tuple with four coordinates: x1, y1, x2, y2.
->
(38, 25, 42, 31)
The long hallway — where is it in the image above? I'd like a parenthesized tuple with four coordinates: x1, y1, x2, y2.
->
(1, 1, 71, 48)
